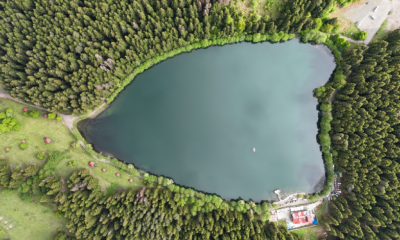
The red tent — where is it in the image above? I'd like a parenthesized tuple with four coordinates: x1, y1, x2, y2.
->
(45, 138, 50, 143)
(89, 162, 94, 167)
(23, 108, 28, 112)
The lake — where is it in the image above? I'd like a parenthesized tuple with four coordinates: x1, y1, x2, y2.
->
(79, 39, 336, 201)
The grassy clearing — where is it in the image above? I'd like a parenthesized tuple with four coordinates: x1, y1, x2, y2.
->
(372, 19, 389, 41)
(315, 201, 327, 221)
(0, 99, 143, 191)
(234, 0, 285, 20)
(291, 226, 319, 240)
(338, 18, 361, 39)
(291, 202, 327, 240)
(0, 189, 67, 240)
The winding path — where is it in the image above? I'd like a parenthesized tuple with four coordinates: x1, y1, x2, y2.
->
(0, 87, 102, 133)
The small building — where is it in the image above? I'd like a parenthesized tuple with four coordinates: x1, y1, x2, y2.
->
(269, 215, 278, 222)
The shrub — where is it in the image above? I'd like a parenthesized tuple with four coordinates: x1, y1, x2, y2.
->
(30, 111, 39, 118)
(320, 23, 334, 33)
(20, 143, 27, 149)
(298, 194, 303, 198)
(250, 0, 259, 7)
(355, 31, 367, 40)
(225, 15, 233, 24)
(111, 158, 119, 165)
(56, 115, 62, 121)
(13, 123, 21, 130)
(20, 192, 32, 202)
(6, 108, 13, 117)
(252, 14, 261, 22)
(48, 113, 56, 119)
(304, 194, 309, 199)
(68, 160, 76, 166)
(313, 18, 323, 29)
(121, 164, 127, 171)
(301, 30, 328, 43)
(320, 103, 332, 112)
(3, 188, 15, 195)
(37, 152, 45, 160)
(54, 210, 64, 218)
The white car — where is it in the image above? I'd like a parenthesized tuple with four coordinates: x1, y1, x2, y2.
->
(373, 6, 379, 12)
(370, 15, 376, 20)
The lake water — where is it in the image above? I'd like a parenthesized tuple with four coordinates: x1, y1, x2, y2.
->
(80, 39, 336, 201)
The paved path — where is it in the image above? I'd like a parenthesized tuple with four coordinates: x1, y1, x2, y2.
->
(338, 35, 364, 44)
(325, 199, 329, 213)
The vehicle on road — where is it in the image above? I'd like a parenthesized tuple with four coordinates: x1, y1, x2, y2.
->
(373, 6, 379, 12)
(370, 15, 376, 20)
(366, 1, 369, 4)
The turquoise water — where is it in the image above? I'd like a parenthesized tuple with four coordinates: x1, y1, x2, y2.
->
(80, 39, 336, 201)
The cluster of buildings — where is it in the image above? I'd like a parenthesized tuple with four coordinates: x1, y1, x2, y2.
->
(271, 203, 318, 230)
(291, 210, 314, 224)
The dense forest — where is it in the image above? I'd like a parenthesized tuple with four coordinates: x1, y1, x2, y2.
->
(4, 0, 400, 239)
(0, 160, 302, 240)
(323, 30, 400, 239)
(0, 0, 334, 114)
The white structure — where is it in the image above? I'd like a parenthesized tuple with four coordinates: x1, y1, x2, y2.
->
(253, 148, 256, 152)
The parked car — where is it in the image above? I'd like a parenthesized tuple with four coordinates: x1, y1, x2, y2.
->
(366, 1, 369, 4)
(374, 6, 379, 12)
(370, 15, 376, 20)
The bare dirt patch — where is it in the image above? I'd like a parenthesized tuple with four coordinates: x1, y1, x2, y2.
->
(386, 0, 400, 31)
(330, 0, 368, 18)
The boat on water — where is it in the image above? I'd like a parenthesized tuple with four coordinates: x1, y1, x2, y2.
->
(253, 148, 256, 152)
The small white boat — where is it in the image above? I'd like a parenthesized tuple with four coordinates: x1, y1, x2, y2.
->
(253, 148, 256, 152)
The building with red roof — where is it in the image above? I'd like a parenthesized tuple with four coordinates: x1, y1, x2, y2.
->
(292, 211, 311, 225)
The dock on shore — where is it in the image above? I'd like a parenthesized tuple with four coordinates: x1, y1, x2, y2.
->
(274, 189, 282, 201)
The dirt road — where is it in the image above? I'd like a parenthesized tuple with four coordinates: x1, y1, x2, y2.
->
(1, 87, 86, 133)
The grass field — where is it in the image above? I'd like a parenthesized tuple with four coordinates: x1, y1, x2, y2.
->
(0, 98, 145, 237)
(291, 226, 319, 240)
(372, 19, 389, 41)
(0, 99, 143, 191)
(0, 189, 67, 240)
(291, 202, 327, 239)
(234, 0, 284, 21)
(338, 18, 361, 39)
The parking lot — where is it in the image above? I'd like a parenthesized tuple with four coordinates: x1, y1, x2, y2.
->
(341, 0, 394, 44)
(331, 173, 342, 199)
